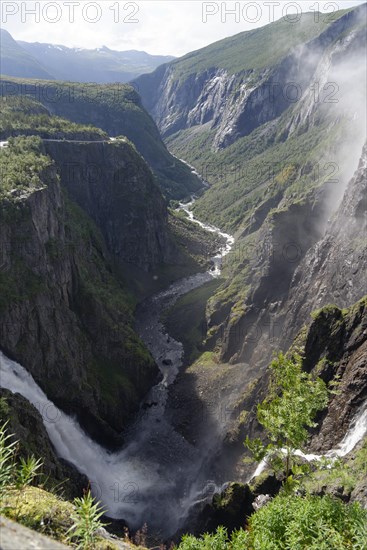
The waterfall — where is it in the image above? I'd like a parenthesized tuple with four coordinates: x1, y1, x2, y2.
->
(248, 402, 367, 481)
(0, 197, 236, 537)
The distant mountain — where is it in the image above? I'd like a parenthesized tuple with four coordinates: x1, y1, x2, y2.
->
(0, 29, 54, 80)
(0, 29, 175, 82)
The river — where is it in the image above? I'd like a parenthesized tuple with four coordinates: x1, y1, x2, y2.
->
(0, 197, 235, 539)
(1, 192, 367, 540)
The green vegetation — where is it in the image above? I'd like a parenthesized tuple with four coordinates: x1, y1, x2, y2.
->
(177, 494, 367, 549)
(0, 422, 42, 511)
(246, 493, 366, 549)
(167, 116, 346, 233)
(0, 422, 140, 548)
(0, 135, 52, 200)
(1, 76, 202, 199)
(161, 6, 363, 327)
(162, 279, 222, 365)
(0, 135, 52, 311)
(0, 96, 107, 140)
(304, 437, 367, 499)
(67, 491, 106, 549)
(177, 525, 247, 549)
(169, 208, 225, 269)
(170, 11, 348, 81)
(167, 111, 351, 327)
(245, 350, 329, 486)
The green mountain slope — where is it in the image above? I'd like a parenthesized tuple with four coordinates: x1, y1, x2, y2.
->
(163, 9, 348, 80)
(0, 29, 54, 80)
(133, 4, 367, 444)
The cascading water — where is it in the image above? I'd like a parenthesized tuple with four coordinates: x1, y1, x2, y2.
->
(179, 198, 234, 278)
(0, 197, 234, 538)
(1, 189, 366, 538)
(249, 402, 367, 481)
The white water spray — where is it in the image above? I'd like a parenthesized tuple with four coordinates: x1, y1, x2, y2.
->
(0, 194, 236, 537)
(249, 403, 367, 481)
(0, 351, 198, 531)
(178, 197, 234, 278)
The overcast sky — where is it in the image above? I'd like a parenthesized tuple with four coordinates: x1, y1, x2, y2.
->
(1, 1, 365, 56)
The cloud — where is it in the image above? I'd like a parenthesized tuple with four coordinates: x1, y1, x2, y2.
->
(1, 1, 365, 56)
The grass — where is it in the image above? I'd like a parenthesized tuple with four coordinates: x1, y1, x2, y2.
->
(304, 437, 367, 498)
(170, 10, 349, 81)
(3, 486, 74, 544)
(0, 76, 202, 199)
(162, 279, 222, 365)
(0, 96, 107, 140)
(3, 486, 141, 549)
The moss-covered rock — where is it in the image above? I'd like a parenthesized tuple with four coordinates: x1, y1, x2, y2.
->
(2, 487, 144, 549)
(3, 486, 74, 544)
(304, 437, 367, 508)
(180, 482, 254, 539)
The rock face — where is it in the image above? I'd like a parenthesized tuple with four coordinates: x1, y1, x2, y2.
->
(135, 6, 366, 150)
(0, 516, 70, 550)
(220, 142, 367, 367)
(0, 139, 169, 446)
(281, 144, 367, 341)
(303, 299, 367, 452)
(179, 482, 254, 539)
(0, 78, 202, 199)
(218, 295, 367, 485)
(43, 140, 172, 272)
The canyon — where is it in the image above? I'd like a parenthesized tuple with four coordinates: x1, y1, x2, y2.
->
(0, 4, 366, 546)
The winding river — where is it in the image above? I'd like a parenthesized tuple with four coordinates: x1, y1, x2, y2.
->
(0, 196, 235, 538)
(0, 189, 366, 539)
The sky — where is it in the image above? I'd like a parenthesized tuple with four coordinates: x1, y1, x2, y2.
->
(1, 0, 365, 56)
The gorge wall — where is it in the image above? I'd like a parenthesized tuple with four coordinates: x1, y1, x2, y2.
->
(134, 5, 367, 485)
(0, 136, 174, 447)
(135, 5, 366, 149)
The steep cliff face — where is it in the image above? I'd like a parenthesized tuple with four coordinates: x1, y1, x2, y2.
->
(135, 6, 366, 150)
(0, 79, 202, 199)
(219, 142, 367, 367)
(43, 139, 172, 272)
(0, 137, 163, 446)
(302, 298, 367, 452)
(280, 143, 367, 345)
(215, 295, 367, 487)
(139, 4, 366, 376)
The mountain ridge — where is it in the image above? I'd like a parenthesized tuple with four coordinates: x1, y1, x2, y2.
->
(0, 28, 175, 83)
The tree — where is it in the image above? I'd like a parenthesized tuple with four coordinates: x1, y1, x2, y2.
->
(245, 349, 329, 487)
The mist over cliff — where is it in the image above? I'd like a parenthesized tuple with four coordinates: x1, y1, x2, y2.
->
(0, 4, 366, 547)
